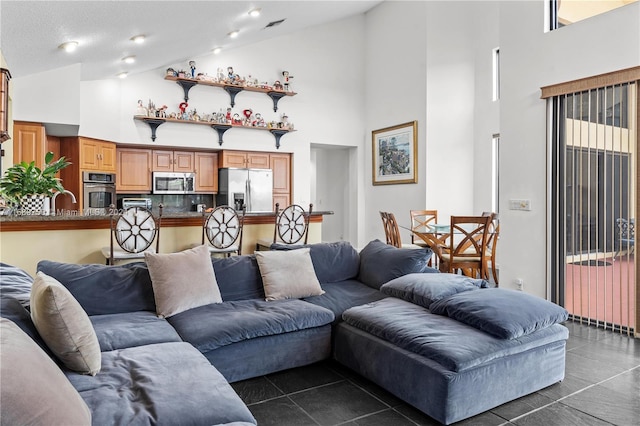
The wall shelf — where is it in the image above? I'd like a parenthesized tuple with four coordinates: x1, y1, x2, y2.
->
(166, 76, 296, 111)
(134, 116, 294, 148)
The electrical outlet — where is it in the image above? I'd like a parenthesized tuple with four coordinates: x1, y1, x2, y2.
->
(515, 278, 524, 291)
(509, 199, 531, 211)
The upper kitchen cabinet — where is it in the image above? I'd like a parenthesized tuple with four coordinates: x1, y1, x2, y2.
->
(194, 152, 218, 193)
(152, 150, 194, 172)
(117, 147, 152, 193)
(13, 121, 46, 167)
(77, 137, 116, 172)
(219, 150, 270, 169)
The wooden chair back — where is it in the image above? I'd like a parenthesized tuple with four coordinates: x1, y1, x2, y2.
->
(410, 210, 438, 245)
(380, 211, 402, 248)
(109, 204, 163, 265)
(440, 215, 492, 278)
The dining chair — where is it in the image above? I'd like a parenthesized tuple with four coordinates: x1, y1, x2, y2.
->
(437, 215, 492, 279)
(201, 205, 245, 257)
(101, 204, 164, 265)
(614, 218, 635, 260)
(380, 211, 423, 249)
(273, 203, 313, 245)
(409, 210, 438, 246)
(481, 212, 500, 285)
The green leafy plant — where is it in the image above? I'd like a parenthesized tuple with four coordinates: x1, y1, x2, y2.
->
(0, 152, 71, 204)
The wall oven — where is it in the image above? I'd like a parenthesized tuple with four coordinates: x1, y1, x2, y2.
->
(83, 171, 116, 215)
(153, 172, 196, 194)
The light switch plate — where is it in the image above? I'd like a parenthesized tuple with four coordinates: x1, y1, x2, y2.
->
(509, 199, 531, 211)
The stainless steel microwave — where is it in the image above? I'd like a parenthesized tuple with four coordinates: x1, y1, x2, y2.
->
(152, 172, 196, 194)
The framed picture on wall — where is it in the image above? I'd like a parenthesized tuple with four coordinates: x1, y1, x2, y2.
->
(372, 120, 417, 185)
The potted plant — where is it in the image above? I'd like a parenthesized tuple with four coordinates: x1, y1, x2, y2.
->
(0, 151, 71, 214)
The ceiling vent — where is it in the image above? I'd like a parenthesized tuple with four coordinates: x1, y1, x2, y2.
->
(265, 19, 286, 28)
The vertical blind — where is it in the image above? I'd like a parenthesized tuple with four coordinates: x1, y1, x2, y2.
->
(546, 72, 638, 336)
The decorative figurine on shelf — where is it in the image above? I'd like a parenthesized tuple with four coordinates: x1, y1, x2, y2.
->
(157, 105, 168, 118)
(242, 109, 253, 125)
(189, 61, 196, 78)
(136, 99, 148, 116)
(225, 107, 232, 123)
(280, 113, 289, 129)
(166, 67, 177, 77)
(179, 102, 188, 120)
(217, 67, 225, 82)
(191, 108, 200, 121)
(282, 70, 294, 91)
(216, 108, 226, 123)
(273, 80, 283, 90)
(178, 70, 186, 78)
(147, 99, 156, 117)
(252, 112, 265, 127)
(232, 113, 242, 125)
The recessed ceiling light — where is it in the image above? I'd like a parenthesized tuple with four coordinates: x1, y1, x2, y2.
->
(122, 55, 136, 64)
(59, 41, 79, 53)
(228, 30, 239, 38)
(248, 8, 261, 17)
(130, 35, 145, 44)
(117, 72, 128, 79)
(212, 47, 222, 55)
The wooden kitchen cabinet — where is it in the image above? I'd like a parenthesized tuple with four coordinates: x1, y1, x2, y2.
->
(78, 137, 116, 172)
(13, 121, 46, 167)
(152, 150, 194, 172)
(218, 150, 270, 169)
(194, 152, 218, 193)
(117, 148, 152, 192)
(270, 153, 291, 209)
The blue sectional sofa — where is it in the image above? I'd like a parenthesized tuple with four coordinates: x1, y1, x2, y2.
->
(0, 239, 569, 425)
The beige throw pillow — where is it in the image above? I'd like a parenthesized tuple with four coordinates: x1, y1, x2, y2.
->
(0, 318, 92, 425)
(145, 244, 222, 318)
(30, 272, 101, 375)
(255, 248, 325, 301)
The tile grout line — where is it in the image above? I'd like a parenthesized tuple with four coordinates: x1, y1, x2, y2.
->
(499, 365, 640, 425)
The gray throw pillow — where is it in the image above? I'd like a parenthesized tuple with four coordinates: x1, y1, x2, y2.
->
(29, 272, 101, 375)
(0, 318, 92, 425)
(145, 244, 222, 318)
(255, 248, 325, 301)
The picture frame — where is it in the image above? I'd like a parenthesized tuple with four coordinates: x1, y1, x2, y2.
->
(372, 120, 417, 185)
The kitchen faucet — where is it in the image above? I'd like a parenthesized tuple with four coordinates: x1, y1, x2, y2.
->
(50, 190, 77, 215)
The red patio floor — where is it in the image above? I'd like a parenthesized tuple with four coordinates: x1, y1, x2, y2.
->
(565, 255, 636, 330)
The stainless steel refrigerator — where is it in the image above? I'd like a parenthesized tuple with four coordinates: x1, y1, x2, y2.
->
(216, 168, 273, 212)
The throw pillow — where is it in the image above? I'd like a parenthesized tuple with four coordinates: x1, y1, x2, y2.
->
(255, 248, 325, 301)
(358, 239, 435, 290)
(0, 318, 92, 425)
(145, 244, 222, 318)
(30, 272, 101, 375)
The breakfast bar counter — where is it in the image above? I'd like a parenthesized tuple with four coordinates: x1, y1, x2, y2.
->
(0, 210, 333, 277)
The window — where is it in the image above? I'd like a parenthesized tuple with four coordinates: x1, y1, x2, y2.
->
(492, 48, 500, 101)
(492, 134, 500, 213)
(550, 0, 639, 30)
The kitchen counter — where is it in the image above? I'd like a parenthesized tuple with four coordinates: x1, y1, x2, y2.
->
(0, 210, 333, 231)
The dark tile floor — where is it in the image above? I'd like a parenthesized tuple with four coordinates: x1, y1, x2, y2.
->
(231, 321, 639, 425)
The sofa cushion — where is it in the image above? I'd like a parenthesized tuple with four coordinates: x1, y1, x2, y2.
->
(0, 297, 58, 360)
(30, 272, 101, 375)
(0, 262, 33, 307)
(269, 241, 360, 283)
(303, 279, 387, 324)
(145, 244, 222, 318)
(1, 318, 92, 425)
(90, 311, 183, 351)
(167, 299, 334, 353)
(429, 288, 569, 339)
(213, 255, 265, 301)
(358, 239, 436, 290)
(255, 248, 325, 301)
(342, 297, 569, 372)
(66, 342, 256, 425)
(37, 260, 155, 315)
(380, 273, 487, 308)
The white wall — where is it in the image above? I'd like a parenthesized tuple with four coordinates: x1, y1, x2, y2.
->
(497, 1, 640, 297)
(363, 1, 429, 247)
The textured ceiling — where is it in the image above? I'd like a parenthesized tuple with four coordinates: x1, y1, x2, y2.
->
(1, 0, 382, 81)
